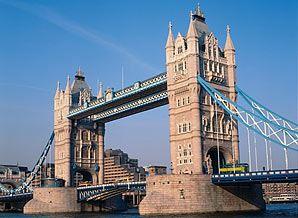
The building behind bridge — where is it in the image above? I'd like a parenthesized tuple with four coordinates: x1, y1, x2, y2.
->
(103, 149, 146, 184)
(263, 183, 298, 203)
(0, 164, 28, 193)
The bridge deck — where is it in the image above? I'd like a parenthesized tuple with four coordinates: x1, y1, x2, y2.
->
(211, 169, 298, 185)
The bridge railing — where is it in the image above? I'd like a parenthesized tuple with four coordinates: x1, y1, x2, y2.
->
(68, 72, 167, 118)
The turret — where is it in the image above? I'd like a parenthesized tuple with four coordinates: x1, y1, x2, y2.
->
(186, 11, 198, 54)
(224, 25, 235, 65)
(224, 25, 236, 88)
(165, 22, 175, 64)
(54, 81, 60, 111)
(97, 82, 103, 99)
(65, 75, 72, 106)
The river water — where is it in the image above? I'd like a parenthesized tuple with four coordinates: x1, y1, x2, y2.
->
(0, 204, 297, 218)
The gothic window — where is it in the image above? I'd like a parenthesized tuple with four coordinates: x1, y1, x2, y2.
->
(90, 149, 94, 159)
(188, 123, 191, 131)
(182, 123, 187, 132)
(208, 46, 212, 57)
(183, 149, 187, 156)
(178, 145, 182, 150)
(177, 99, 180, 107)
(82, 131, 88, 142)
(204, 60, 207, 71)
(184, 159, 187, 163)
(187, 96, 190, 104)
(179, 160, 182, 164)
(182, 98, 185, 105)
(184, 61, 187, 69)
(189, 159, 192, 163)
(76, 147, 80, 159)
(189, 151, 192, 155)
(82, 145, 88, 158)
(178, 125, 182, 134)
(178, 63, 184, 71)
(213, 48, 217, 58)
(92, 134, 97, 141)
(178, 46, 183, 54)
(175, 65, 177, 72)
(188, 144, 191, 148)
(209, 61, 213, 72)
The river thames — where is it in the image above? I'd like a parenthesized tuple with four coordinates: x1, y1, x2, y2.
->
(0, 203, 297, 218)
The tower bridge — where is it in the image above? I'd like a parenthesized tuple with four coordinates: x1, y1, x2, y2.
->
(1, 4, 298, 216)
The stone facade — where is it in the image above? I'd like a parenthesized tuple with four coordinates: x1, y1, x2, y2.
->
(24, 187, 80, 214)
(166, 4, 239, 175)
(139, 174, 265, 215)
(54, 70, 105, 186)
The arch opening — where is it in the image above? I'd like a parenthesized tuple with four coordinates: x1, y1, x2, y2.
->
(74, 170, 93, 187)
(206, 147, 226, 174)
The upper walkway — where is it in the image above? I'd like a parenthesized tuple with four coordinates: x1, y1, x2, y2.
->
(68, 73, 167, 122)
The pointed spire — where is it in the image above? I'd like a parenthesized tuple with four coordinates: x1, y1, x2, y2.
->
(194, 3, 204, 18)
(65, 75, 71, 94)
(166, 21, 174, 48)
(187, 11, 198, 38)
(224, 25, 235, 51)
(55, 81, 60, 98)
(97, 82, 103, 98)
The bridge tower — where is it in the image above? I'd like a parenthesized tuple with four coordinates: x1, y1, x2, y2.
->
(166, 5, 239, 175)
(54, 69, 105, 186)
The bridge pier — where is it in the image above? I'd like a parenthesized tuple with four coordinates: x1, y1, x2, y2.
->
(139, 174, 265, 216)
(24, 187, 80, 214)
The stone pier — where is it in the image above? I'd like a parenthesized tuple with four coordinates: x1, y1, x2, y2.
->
(139, 174, 265, 216)
(24, 187, 80, 214)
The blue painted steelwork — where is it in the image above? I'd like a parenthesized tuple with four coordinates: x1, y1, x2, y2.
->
(197, 76, 298, 151)
(211, 169, 298, 184)
(93, 90, 168, 122)
(68, 73, 167, 119)
(0, 193, 33, 202)
(0, 133, 55, 195)
(77, 181, 146, 202)
(236, 85, 298, 132)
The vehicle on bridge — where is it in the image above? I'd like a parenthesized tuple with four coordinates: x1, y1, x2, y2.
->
(219, 163, 249, 174)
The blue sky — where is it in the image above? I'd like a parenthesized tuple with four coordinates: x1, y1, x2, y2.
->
(0, 0, 297, 170)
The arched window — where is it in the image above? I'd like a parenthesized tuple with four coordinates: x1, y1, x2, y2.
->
(90, 149, 94, 159)
(82, 131, 88, 142)
(82, 145, 88, 158)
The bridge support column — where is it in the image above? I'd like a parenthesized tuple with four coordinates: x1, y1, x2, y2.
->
(97, 123, 105, 185)
(139, 174, 265, 216)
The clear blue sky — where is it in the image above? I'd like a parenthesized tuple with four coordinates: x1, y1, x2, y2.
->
(0, 0, 297, 170)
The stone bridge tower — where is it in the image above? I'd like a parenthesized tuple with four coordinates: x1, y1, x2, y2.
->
(166, 5, 239, 175)
(54, 69, 105, 187)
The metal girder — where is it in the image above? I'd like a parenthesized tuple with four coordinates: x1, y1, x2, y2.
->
(68, 72, 167, 119)
(12, 132, 54, 194)
(198, 76, 298, 151)
(236, 86, 298, 134)
(92, 90, 168, 122)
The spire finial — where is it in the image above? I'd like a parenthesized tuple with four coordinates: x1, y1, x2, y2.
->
(224, 24, 235, 51)
(97, 81, 103, 98)
(56, 81, 60, 91)
(76, 66, 84, 78)
(65, 75, 71, 93)
(190, 10, 193, 19)
(227, 25, 231, 33)
(194, 2, 204, 18)
(166, 21, 174, 48)
(55, 81, 60, 98)
(168, 21, 172, 30)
